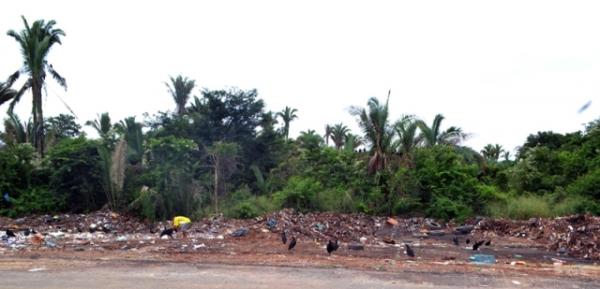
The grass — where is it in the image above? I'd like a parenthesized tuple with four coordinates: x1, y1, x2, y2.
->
(487, 194, 587, 219)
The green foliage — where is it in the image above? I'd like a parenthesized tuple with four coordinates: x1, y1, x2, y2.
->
(392, 196, 422, 216)
(426, 196, 473, 221)
(0, 188, 62, 217)
(45, 137, 105, 212)
(273, 176, 323, 213)
(0, 143, 36, 195)
(566, 169, 600, 200)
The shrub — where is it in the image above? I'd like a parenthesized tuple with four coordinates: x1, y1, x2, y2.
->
(392, 196, 422, 216)
(426, 195, 472, 221)
(0, 187, 62, 217)
(273, 176, 323, 212)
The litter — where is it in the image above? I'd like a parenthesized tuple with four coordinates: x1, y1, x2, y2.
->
(469, 254, 495, 265)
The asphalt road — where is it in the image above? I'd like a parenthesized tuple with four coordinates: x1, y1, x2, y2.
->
(0, 259, 598, 289)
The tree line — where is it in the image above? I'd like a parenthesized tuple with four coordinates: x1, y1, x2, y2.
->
(1, 16, 599, 220)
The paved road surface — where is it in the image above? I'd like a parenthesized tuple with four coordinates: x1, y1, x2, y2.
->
(0, 260, 598, 289)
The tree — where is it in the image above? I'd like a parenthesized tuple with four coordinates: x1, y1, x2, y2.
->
(0, 80, 18, 107)
(324, 124, 332, 146)
(45, 114, 81, 140)
(481, 144, 504, 162)
(393, 115, 420, 164)
(206, 142, 239, 214)
(350, 93, 393, 174)
(85, 112, 116, 148)
(166, 75, 195, 115)
(330, 123, 350, 150)
(416, 114, 467, 147)
(1, 112, 31, 145)
(6, 16, 66, 157)
(277, 106, 298, 141)
(297, 130, 323, 151)
(115, 117, 144, 165)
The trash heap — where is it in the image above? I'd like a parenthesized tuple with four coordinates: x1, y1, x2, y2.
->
(476, 215, 600, 260)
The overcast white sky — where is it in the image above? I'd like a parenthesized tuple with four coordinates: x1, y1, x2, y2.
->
(1, 0, 599, 153)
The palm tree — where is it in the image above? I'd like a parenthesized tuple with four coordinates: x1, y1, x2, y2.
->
(0, 80, 18, 107)
(324, 124, 332, 146)
(115, 117, 144, 165)
(416, 114, 467, 147)
(297, 129, 323, 150)
(481, 144, 505, 162)
(350, 92, 393, 174)
(330, 123, 350, 150)
(6, 16, 66, 156)
(1, 112, 31, 145)
(277, 106, 298, 140)
(165, 75, 195, 115)
(85, 112, 115, 148)
(393, 115, 420, 165)
(343, 133, 363, 152)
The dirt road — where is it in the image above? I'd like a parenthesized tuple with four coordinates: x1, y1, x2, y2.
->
(0, 258, 598, 289)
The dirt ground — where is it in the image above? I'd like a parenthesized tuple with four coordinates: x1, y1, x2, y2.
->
(1, 258, 599, 289)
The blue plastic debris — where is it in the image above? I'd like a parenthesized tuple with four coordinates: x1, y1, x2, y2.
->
(266, 218, 277, 231)
(231, 228, 249, 237)
(469, 254, 496, 265)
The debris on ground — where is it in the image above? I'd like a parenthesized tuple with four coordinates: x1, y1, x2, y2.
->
(469, 254, 496, 265)
(0, 209, 599, 261)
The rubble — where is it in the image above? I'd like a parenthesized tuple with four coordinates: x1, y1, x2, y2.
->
(0, 209, 598, 261)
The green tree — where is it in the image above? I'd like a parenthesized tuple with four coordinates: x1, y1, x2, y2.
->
(393, 115, 420, 165)
(166, 75, 195, 115)
(277, 106, 298, 141)
(481, 144, 504, 162)
(206, 141, 239, 214)
(45, 114, 81, 140)
(416, 114, 467, 147)
(85, 112, 116, 148)
(0, 79, 19, 107)
(6, 16, 66, 157)
(1, 112, 31, 145)
(350, 93, 393, 174)
(324, 124, 332, 146)
(330, 123, 350, 150)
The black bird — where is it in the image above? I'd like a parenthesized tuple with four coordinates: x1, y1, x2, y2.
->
(23, 228, 36, 236)
(281, 230, 287, 244)
(472, 240, 485, 251)
(466, 238, 470, 244)
(485, 240, 491, 246)
(452, 236, 459, 246)
(326, 239, 339, 255)
(5, 229, 16, 238)
(288, 236, 297, 251)
(405, 244, 415, 257)
(160, 228, 174, 239)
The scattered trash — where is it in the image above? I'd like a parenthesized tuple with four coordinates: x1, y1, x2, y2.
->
(382, 237, 395, 244)
(425, 219, 442, 230)
(266, 218, 277, 231)
(193, 244, 206, 250)
(116, 236, 128, 242)
(359, 236, 368, 244)
(510, 261, 527, 266)
(347, 243, 364, 250)
(231, 228, 249, 237)
(512, 280, 521, 285)
(454, 225, 474, 235)
(313, 223, 326, 231)
(514, 254, 523, 258)
(386, 218, 398, 226)
(428, 230, 445, 237)
(28, 267, 46, 272)
(469, 254, 496, 265)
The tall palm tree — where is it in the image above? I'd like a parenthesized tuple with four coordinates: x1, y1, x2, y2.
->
(416, 114, 467, 147)
(393, 115, 420, 164)
(277, 106, 298, 140)
(350, 92, 393, 174)
(1, 112, 31, 145)
(330, 123, 350, 150)
(165, 75, 195, 115)
(324, 124, 332, 146)
(6, 16, 66, 156)
(343, 133, 363, 152)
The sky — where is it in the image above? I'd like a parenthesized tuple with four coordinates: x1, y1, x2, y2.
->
(1, 0, 599, 154)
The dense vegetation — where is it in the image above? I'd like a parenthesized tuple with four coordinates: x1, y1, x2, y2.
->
(1, 17, 599, 221)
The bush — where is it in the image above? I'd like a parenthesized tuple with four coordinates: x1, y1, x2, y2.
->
(487, 194, 552, 219)
(566, 169, 600, 200)
(46, 137, 106, 212)
(1, 188, 63, 217)
(318, 187, 356, 213)
(0, 143, 36, 196)
(426, 195, 472, 221)
(273, 176, 323, 212)
(392, 196, 422, 216)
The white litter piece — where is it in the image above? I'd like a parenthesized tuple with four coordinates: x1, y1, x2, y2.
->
(28, 267, 46, 272)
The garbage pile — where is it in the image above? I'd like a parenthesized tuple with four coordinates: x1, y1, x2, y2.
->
(476, 215, 600, 260)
